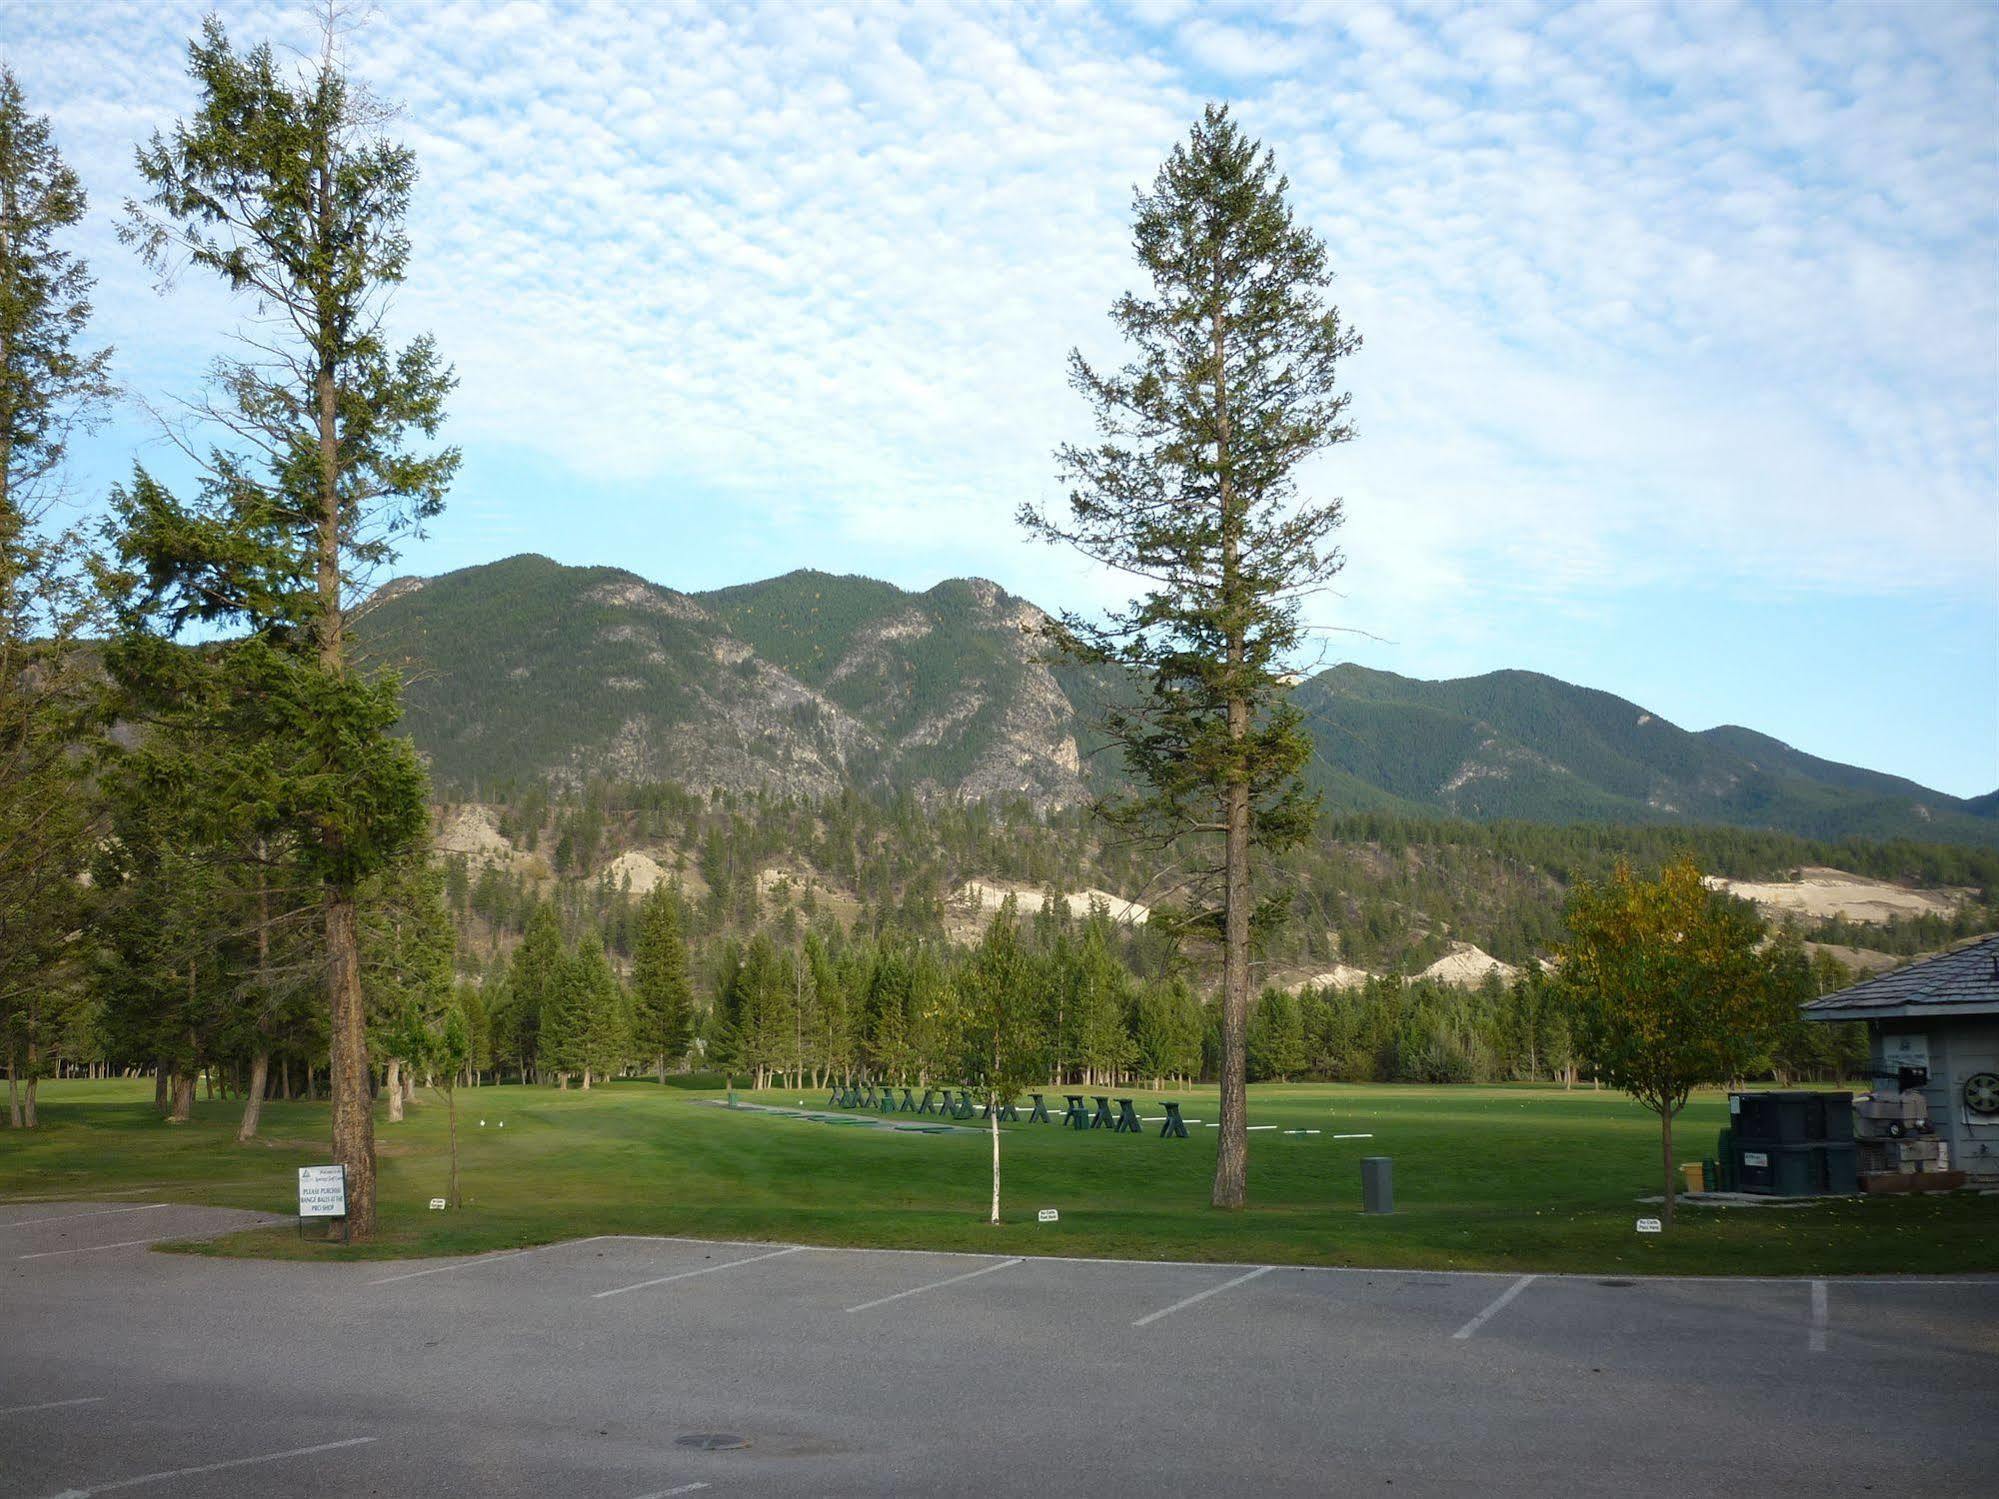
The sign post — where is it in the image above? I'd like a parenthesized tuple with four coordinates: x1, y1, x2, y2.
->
(298, 1164, 350, 1243)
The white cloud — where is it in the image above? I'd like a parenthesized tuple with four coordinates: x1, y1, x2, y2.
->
(1, 0, 1992, 647)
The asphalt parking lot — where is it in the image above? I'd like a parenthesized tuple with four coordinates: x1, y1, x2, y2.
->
(2, 1201, 1995, 1497)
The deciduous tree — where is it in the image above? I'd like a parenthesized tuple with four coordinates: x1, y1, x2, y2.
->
(959, 898, 1041, 1224)
(1559, 857, 1777, 1225)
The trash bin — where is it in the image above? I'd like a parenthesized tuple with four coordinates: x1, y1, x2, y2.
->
(1680, 1162, 1703, 1194)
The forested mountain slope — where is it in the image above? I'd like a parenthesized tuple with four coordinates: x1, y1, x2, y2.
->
(1292, 666, 1995, 844)
(359, 554, 1996, 847)
(359, 555, 1087, 806)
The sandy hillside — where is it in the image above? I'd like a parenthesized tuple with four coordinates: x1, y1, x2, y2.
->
(1283, 964, 1375, 993)
(1705, 867, 1971, 925)
(1418, 942, 1519, 987)
(602, 849, 673, 896)
(434, 804, 518, 866)
(1802, 941, 1904, 975)
(956, 880, 1154, 927)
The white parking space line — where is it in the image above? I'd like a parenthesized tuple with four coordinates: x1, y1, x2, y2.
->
(593, 1245, 808, 1300)
(18, 1237, 174, 1260)
(1809, 1280, 1828, 1353)
(1453, 1275, 1538, 1340)
(0, 1397, 104, 1417)
(629, 1484, 710, 1497)
(0, 1205, 165, 1230)
(846, 1257, 1022, 1313)
(368, 1235, 611, 1286)
(41, 1435, 376, 1496)
(1132, 1265, 1273, 1327)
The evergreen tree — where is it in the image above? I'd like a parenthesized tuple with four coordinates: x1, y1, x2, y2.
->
(107, 16, 458, 1238)
(568, 930, 626, 1089)
(0, 66, 114, 1128)
(630, 885, 694, 1080)
(1021, 104, 1360, 1208)
(361, 856, 456, 1118)
(506, 904, 565, 1082)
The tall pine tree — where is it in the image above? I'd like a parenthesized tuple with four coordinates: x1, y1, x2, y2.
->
(0, 66, 114, 1128)
(105, 18, 457, 1235)
(1021, 104, 1359, 1208)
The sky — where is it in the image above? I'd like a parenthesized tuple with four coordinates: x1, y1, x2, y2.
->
(4, 0, 1995, 797)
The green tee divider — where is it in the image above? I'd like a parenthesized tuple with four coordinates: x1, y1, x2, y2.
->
(1090, 1096, 1114, 1130)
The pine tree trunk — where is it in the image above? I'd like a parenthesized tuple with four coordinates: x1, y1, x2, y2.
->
(6, 1051, 19, 1128)
(21, 1073, 36, 1129)
(237, 1047, 270, 1142)
(386, 1058, 404, 1122)
(169, 1070, 194, 1123)
(154, 1062, 169, 1116)
(326, 890, 378, 1239)
(1211, 303, 1250, 1213)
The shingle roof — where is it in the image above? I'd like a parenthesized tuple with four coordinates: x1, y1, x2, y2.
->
(1803, 932, 1999, 1020)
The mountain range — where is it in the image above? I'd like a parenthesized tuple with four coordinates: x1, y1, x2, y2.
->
(357, 554, 1997, 847)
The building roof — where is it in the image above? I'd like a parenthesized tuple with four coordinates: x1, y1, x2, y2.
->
(1803, 932, 1999, 1022)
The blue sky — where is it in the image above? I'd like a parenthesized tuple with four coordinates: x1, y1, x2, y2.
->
(4, 0, 1995, 796)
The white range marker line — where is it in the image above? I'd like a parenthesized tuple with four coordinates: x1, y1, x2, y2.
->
(1809, 1280, 1828, 1353)
(0, 1397, 104, 1417)
(1132, 1265, 1274, 1328)
(1452, 1274, 1538, 1340)
(0, 1205, 165, 1230)
(846, 1257, 1022, 1313)
(1245, 1125, 1279, 1132)
(629, 1485, 710, 1498)
(1332, 1134, 1374, 1140)
(18, 1237, 174, 1260)
(593, 1244, 807, 1300)
(41, 1435, 376, 1497)
(368, 1235, 612, 1287)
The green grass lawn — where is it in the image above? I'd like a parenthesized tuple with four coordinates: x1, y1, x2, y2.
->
(3, 1076, 1992, 1275)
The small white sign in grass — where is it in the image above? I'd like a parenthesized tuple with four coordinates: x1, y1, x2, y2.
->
(1636, 1218, 1663, 1234)
(1038, 1208, 1059, 1224)
(297, 1165, 347, 1219)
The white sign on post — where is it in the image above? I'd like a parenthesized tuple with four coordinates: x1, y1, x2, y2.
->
(1635, 1218, 1663, 1234)
(1037, 1208, 1059, 1224)
(297, 1165, 348, 1219)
